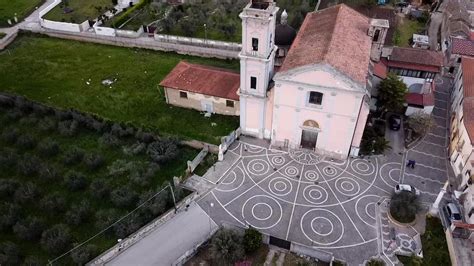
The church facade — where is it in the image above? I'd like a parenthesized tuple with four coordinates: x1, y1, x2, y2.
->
(239, 1, 388, 159)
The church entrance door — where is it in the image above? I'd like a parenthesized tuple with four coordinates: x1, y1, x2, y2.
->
(301, 130, 318, 150)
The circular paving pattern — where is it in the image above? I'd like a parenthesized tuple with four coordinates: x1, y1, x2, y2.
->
(245, 144, 265, 154)
(322, 166, 338, 177)
(300, 209, 344, 245)
(289, 149, 323, 165)
(216, 167, 245, 192)
(302, 185, 329, 205)
(355, 195, 378, 228)
(268, 177, 293, 197)
(304, 170, 320, 182)
(247, 159, 271, 176)
(242, 195, 283, 230)
(335, 177, 361, 197)
(350, 159, 376, 176)
(284, 165, 299, 178)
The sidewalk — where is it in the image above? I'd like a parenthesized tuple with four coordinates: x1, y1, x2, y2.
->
(106, 202, 217, 266)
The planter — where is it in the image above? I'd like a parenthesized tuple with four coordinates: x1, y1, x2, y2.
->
(388, 210, 417, 226)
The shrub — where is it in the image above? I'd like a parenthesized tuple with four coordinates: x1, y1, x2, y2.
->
(23, 256, 43, 266)
(38, 117, 57, 132)
(122, 142, 147, 156)
(111, 123, 134, 138)
(0, 241, 21, 265)
(62, 147, 85, 166)
(1, 128, 19, 144)
(38, 138, 60, 157)
(390, 192, 420, 223)
(19, 116, 39, 127)
(366, 259, 385, 266)
(13, 216, 45, 240)
(408, 111, 435, 137)
(108, 159, 141, 176)
(243, 227, 262, 254)
(65, 200, 91, 226)
(64, 171, 88, 191)
(14, 182, 40, 204)
(40, 224, 72, 255)
(210, 229, 244, 264)
(113, 213, 143, 239)
(90, 179, 110, 200)
(135, 129, 155, 143)
(40, 193, 67, 215)
(38, 165, 61, 182)
(70, 244, 98, 265)
(17, 155, 42, 176)
(147, 139, 179, 163)
(84, 153, 105, 170)
(110, 185, 138, 208)
(16, 134, 37, 150)
(0, 148, 18, 170)
(0, 203, 21, 231)
(95, 209, 121, 230)
(0, 179, 20, 199)
(139, 189, 168, 216)
(58, 119, 79, 136)
(5, 109, 24, 122)
(55, 110, 73, 121)
(98, 133, 120, 147)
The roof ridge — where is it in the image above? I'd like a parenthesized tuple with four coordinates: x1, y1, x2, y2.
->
(322, 5, 342, 63)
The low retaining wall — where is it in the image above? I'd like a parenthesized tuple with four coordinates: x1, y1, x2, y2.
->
(116, 26, 144, 38)
(0, 31, 18, 50)
(155, 34, 241, 52)
(187, 146, 209, 173)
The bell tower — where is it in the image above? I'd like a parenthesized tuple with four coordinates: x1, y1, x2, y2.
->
(368, 19, 389, 62)
(239, 0, 279, 139)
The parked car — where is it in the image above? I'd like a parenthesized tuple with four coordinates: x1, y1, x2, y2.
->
(444, 203, 462, 222)
(394, 184, 420, 196)
(395, 1, 409, 7)
(388, 114, 402, 131)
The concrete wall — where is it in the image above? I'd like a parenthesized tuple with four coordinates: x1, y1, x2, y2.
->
(165, 87, 239, 116)
(154, 34, 241, 52)
(39, 0, 84, 32)
(116, 27, 144, 38)
(405, 105, 434, 116)
(94, 25, 116, 37)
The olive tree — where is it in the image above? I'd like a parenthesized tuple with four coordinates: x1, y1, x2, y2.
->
(209, 229, 244, 264)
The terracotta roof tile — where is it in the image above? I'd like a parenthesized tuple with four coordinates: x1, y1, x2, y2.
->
(451, 38, 474, 56)
(279, 4, 372, 85)
(390, 47, 444, 67)
(373, 61, 387, 79)
(159, 61, 239, 101)
(461, 57, 474, 143)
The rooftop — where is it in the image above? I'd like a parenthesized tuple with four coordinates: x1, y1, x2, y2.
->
(461, 57, 474, 143)
(279, 4, 372, 85)
(159, 61, 240, 101)
(452, 38, 474, 56)
(389, 47, 444, 67)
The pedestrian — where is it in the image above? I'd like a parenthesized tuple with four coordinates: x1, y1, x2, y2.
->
(406, 159, 416, 169)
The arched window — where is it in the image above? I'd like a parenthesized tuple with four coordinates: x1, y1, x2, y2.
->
(303, 120, 320, 129)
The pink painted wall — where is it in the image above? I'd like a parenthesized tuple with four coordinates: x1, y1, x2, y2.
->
(351, 100, 370, 148)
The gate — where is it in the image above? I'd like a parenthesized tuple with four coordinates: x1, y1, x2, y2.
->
(269, 236, 291, 250)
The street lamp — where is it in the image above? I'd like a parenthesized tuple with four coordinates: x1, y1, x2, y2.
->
(208, 202, 214, 235)
(203, 23, 207, 43)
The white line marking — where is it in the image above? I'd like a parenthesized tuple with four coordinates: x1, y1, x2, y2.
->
(409, 149, 446, 159)
(211, 191, 246, 226)
(285, 164, 304, 240)
(415, 162, 447, 172)
(420, 140, 446, 148)
(403, 173, 445, 185)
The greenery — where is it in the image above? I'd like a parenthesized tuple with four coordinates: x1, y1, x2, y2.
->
(0, 33, 6, 39)
(398, 217, 450, 265)
(360, 125, 391, 155)
(243, 227, 262, 254)
(0, 97, 196, 264)
(377, 74, 408, 114)
(0, 34, 239, 144)
(194, 153, 218, 176)
(389, 191, 420, 223)
(0, 0, 44, 26)
(407, 111, 435, 137)
(393, 18, 425, 47)
(210, 229, 244, 265)
(105, 0, 150, 29)
(43, 0, 113, 23)
(366, 258, 385, 266)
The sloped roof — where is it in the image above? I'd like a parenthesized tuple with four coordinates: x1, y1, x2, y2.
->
(390, 47, 444, 67)
(461, 57, 474, 143)
(451, 38, 474, 56)
(279, 4, 372, 85)
(159, 61, 240, 101)
(373, 61, 387, 79)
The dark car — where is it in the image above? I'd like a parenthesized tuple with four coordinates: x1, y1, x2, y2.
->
(444, 203, 462, 222)
(388, 114, 402, 131)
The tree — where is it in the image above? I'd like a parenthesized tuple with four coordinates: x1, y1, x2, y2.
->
(40, 193, 67, 215)
(209, 229, 244, 264)
(64, 171, 88, 191)
(13, 216, 45, 240)
(243, 227, 262, 254)
(147, 139, 179, 163)
(40, 224, 72, 255)
(407, 111, 435, 137)
(377, 74, 408, 114)
(0, 203, 21, 231)
(390, 192, 421, 223)
(65, 200, 91, 226)
(110, 185, 138, 208)
(366, 258, 385, 266)
(0, 241, 21, 265)
(70, 244, 98, 265)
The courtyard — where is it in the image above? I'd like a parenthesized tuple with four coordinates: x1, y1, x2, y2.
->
(195, 77, 451, 265)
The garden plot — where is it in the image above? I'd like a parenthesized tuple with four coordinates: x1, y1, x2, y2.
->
(43, 0, 113, 23)
(0, 95, 198, 265)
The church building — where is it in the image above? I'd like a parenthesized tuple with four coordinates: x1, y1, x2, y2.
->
(239, 0, 389, 159)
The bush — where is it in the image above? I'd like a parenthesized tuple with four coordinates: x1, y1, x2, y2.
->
(139, 189, 168, 216)
(38, 138, 60, 157)
(13, 216, 45, 240)
(95, 208, 120, 230)
(108, 159, 141, 177)
(0, 241, 21, 265)
(16, 134, 37, 150)
(110, 185, 138, 208)
(70, 244, 98, 265)
(111, 123, 134, 138)
(99, 132, 121, 147)
(407, 111, 435, 137)
(390, 192, 420, 223)
(0, 148, 18, 170)
(64, 171, 88, 191)
(84, 153, 105, 170)
(62, 147, 85, 166)
(58, 119, 79, 136)
(0, 203, 21, 231)
(14, 182, 40, 204)
(65, 200, 91, 226)
(40, 224, 72, 255)
(5, 109, 24, 122)
(90, 179, 110, 200)
(0, 179, 20, 199)
(23, 256, 43, 266)
(366, 259, 385, 266)
(38, 165, 61, 182)
(17, 155, 42, 176)
(135, 129, 155, 143)
(113, 212, 143, 239)
(210, 229, 244, 264)
(122, 142, 147, 156)
(1, 128, 19, 144)
(243, 227, 262, 254)
(38, 117, 57, 132)
(147, 139, 179, 163)
(40, 193, 67, 215)
(19, 116, 39, 127)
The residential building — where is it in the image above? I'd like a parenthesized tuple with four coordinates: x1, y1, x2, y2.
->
(449, 57, 474, 224)
(239, 1, 389, 159)
(160, 61, 240, 116)
(446, 37, 474, 74)
(441, 0, 472, 53)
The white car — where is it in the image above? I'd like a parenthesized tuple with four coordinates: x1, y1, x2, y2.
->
(394, 184, 420, 196)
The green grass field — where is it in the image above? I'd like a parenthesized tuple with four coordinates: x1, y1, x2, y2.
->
(393, 18, 425, 47)
(0, 34, 239, 144)
(0, 102, 198, 264)
(43, 0, 112, 23)
(0, 0, 44, 26)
